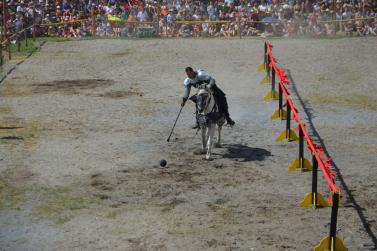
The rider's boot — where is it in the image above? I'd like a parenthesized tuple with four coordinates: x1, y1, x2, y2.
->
(226, 116, 235, 126)
(192, 105, 200, 129)
(192, 121, 200, 129)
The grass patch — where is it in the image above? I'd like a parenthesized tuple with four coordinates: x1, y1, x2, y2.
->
(36, 37, 73, 43)
(9, 39, 40, 55)
(0, 107, 12, 114)
(34, 187, 98, 218)
(106, 211, 117, 219)
(56, 215, 74, 225)
(0, 83, 32, 97)
(0, 179, 25, 210)
(110, 48, 135, 57)
(0, 119, 41, 146)
(308, 93, 377, 111)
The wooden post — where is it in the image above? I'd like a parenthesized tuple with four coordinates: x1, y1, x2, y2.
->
(3, 0, 11, 60)
(237, 11, 241, 39)
(339, 3, 343, 32)
(0, 45, 3, 65)
(91, 6, 96, 37)
(157, 0, 160, 37)
(17, 36, 20, 52)
(33, 5, 36, 41)
(165, 18, 168, 37)
(24, 28, 28, 48)
(0, 1, 3, 66)
(333, 0, 336, 35)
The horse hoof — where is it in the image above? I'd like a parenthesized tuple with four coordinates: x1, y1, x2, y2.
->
(205, 156, 214, 161)
(214, 143, 222, 148)
(193, 149, 206, 155)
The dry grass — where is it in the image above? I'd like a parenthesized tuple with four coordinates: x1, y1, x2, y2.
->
(0, 178, 25, 210)
(0, 82, 33, 97)
(109, 48, 136, 57)
(0, 107, 12, 114)
(308, 93, 377, 111)
(0, 119, 42, 147)
(34, 79, 114, 94)
(33, 187, 98, 224)
(97, 90, 143, 99)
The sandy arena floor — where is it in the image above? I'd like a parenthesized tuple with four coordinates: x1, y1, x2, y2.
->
(0, 38, 376, 251)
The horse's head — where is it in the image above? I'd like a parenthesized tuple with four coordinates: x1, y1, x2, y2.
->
(197, 87, 214, 114)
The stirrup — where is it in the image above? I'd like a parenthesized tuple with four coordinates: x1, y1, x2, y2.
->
(191, 124, 200, 129)
(226, 119, 235, 127)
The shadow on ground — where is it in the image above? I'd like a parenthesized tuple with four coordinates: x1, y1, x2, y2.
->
(221, 144, 271, 162)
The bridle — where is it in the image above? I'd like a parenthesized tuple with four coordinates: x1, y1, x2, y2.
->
(198, 90, 216, 115)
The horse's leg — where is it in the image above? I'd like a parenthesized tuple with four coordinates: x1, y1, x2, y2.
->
(206, 123, 215, 160)
(215, 124, 222, 148)
(201, 127, 206, 154)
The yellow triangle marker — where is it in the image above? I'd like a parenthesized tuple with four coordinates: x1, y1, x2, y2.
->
(288, 158, 313, 171)
(257, 63, 265, 72)
(260, 75, 270, 84)
(300, 192, 329, 208)
(277, 129, 298, 142)
(315, 236, 348, 251)
(264, 90, 278, 101)
(271, 108, 287, 119)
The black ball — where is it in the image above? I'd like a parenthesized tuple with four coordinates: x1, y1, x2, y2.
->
(159, 159, 167, 167)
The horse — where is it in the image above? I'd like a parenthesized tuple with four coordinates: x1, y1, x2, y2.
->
(195, 85, 225, 160)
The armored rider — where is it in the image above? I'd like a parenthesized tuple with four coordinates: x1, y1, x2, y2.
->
(181, 67, 235, 129)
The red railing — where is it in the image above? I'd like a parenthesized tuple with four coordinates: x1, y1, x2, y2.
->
(260, 41, 348, 251)
(265, 40, 339, 193)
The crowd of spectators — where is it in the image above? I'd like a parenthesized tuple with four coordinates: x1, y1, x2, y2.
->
(1, 0, 377, 39)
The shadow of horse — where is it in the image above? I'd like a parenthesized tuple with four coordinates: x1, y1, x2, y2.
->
(220, 144, 271, 162)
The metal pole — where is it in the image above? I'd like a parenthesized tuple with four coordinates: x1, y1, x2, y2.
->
(329, 192, 340, 250)
(278, 82, 283, 112)
(286, 103, 291, 138)
(266, 51, 270, 77)
(271, 66, 275, 93)
(264, 42, 267, 70)
(299, 126, 304, 169)
(167, 105, 184, 142)
(311, 155, 318, 206)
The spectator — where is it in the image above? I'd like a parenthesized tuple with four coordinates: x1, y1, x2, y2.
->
(344, 21, 354, 36)
(137, 7, 148, 22)
(3, 0, 377, 39)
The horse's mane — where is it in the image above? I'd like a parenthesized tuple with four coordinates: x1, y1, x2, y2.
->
(197, 86, 217, 116)
(197, 86, 212, 95)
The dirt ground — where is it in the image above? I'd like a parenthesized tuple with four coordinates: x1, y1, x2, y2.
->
(0, 38, 376, 251)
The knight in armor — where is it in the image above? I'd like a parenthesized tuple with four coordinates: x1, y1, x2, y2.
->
(181, 67, 235, 129)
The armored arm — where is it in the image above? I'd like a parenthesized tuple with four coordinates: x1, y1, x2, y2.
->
(182, 78, 193, 106)
(183, 78, 192, 99)
(208, 77, 216, 89)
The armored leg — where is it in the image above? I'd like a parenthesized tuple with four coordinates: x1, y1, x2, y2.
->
(211, 85, 235, 126)
(190, 94, 200, 129)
